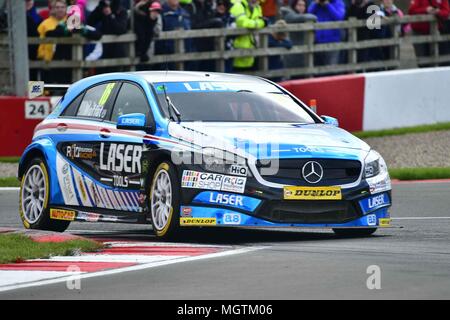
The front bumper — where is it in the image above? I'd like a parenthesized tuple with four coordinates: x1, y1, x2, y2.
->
(179, 166, 392, 228)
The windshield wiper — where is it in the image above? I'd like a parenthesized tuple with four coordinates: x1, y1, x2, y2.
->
(162, 85, 182, 122)
(166, 95, 182, 122)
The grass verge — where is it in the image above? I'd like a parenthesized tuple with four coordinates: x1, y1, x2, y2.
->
(389, 167, 450, 181)
(354, 122, 450, 139)
(0, 233, 103, 264)
(0, 177, 20, 188)
(0, 157, 20, 164)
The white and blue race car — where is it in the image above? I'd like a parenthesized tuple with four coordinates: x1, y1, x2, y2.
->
(18, 71, 392, 238)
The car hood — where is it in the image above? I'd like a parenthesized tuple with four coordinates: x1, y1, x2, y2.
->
(168, 122, 370, 161)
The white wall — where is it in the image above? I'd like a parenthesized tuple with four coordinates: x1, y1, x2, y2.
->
(363, 67, 450, 131)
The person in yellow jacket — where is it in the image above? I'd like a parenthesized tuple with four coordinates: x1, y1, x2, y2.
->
(229, 0, 267, 70)
(37, 0, 68, 62)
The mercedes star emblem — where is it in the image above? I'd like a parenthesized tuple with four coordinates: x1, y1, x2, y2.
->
(302, 161, 324, 184)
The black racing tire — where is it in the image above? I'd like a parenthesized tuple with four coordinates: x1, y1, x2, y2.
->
(333, 228, 377, 237)
(19, 157, 70, 232)
(149, 161, 180, 239)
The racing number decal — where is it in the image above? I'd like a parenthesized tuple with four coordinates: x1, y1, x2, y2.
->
(98, 83, 115, 106)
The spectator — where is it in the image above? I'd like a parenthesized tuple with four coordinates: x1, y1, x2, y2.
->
(87, 0, 129, 59)
(68, 0, 87, 23)
(229, 0, 267, 71)
(409, 0, 450, 59)
(37, 0, 101, 83)
(183, 0, 224, 70)
(308, 0, 345, 66)
(261, 0, 280, 24)
(215, 0, 233, 27)
(134, 1, 162, 63)
(378, 0, 411, 60)
(281, 0, 317, 69)
(26, 0, 42, 80)
(268, 19, 293, 81)
(155, 0, 192, 58)
(347, 0, 383, 62)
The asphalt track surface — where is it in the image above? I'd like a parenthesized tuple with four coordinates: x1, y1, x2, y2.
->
(0, 181, 449, 300)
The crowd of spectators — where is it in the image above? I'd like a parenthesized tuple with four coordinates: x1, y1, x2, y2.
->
(25, 0, 450, 83)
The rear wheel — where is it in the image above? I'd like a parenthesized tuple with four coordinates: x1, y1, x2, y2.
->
(19, 158, 70, 232)
(333, 228, 377, 237)
(150, 162, 180, 239)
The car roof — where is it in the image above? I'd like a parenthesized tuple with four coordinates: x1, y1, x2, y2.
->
(130, 71, 268, 84)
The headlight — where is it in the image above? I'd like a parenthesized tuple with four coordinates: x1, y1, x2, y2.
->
(364, 150, 387, 178)
(201, 148, 247, 175)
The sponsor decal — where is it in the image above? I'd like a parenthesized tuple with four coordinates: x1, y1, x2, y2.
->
(180, 217, 216, 226)
(221, 176, 246, 193)
(222, 213, 241, 225)
(50, 209, 76, 221)
(78, 212, 100, 222)
(210, 193, 243, 207)
(359, 193, 390, 214)
(182, 207, 193, 217)
(182, 171, 247, 194)
(379, 218, 391, 227)
(100, 143, 142, 174)
(193, 191, 261, 211)
(368, 176, 392, 194)
(283, 186, 342, 200)
(57, 155, 78, 206)
(229, 165, 248, 176)
(76, 175, 89, 205)
(293, 147, 324, 153)
(66, 144, 97, 160)
(367, 214, 377, 226)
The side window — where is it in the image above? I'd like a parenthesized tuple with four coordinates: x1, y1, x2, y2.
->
(76, 82, 117, 120)
(111, 83, 150, 123)
(60, 94, 83, 117)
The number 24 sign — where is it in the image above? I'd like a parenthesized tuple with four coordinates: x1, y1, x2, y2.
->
(25, 101, 51, 119)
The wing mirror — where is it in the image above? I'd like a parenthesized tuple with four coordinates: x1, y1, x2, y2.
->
(117, 113, 153, 133)
(321, 115, 339, 127)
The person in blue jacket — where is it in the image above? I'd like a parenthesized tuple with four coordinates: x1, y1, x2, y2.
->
(155, 0, 193, 57)
(307, 0, 345, 66)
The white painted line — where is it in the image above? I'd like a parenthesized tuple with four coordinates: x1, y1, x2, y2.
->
(392, 217, 450, 220)
(0, 187, 19, 191)
(0, 271, 81, 288)
(103, 241, 233, 248)
(43, 254, 186, 264)
(0, 246, 267, 293)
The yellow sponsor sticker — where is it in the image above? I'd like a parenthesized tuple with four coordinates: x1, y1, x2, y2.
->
(379, 218, 391, 227)
(180, 218, 217, 226)
(50, 209, 76, 221)
(284, 186, 342, 200)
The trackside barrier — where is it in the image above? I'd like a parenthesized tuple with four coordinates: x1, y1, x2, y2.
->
(0, 97, 52, 157)
(280, 75, 365, 132)
(281, 66, 450, 132)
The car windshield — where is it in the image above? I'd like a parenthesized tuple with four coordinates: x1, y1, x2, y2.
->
(151, 81, 316, 123)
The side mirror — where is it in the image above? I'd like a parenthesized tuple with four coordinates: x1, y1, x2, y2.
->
(117, 113, 152, 132)
(321, 115, 339, 127)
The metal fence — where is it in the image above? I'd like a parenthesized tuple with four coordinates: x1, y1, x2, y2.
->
(3, 14, 450, 83)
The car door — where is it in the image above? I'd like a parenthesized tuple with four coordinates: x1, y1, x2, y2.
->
(97, 81, 155, 213)
(55, 81, 120, 211)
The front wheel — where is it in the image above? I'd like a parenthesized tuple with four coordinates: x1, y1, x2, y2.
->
(19, 157, 70, 232)
(150, 162, 180, 239)
(333, 228, 377, 237)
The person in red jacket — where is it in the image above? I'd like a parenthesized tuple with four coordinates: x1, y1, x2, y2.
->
(409, 0, 450, 59)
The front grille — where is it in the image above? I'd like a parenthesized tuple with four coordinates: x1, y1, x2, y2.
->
(258, 200, 360, 224)
(256, 158, 362, 186)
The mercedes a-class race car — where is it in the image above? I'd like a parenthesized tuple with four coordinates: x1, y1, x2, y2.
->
(18, 71, 392, 238)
